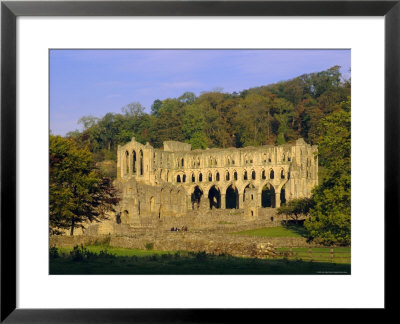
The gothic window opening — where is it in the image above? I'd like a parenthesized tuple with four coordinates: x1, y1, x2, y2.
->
(270, 169, 274, 179)
(132, 150, 136, 173)
(226, 185, 238, 209)
(191, 186, 203, 210)
(208, 186, 221, 209)
(139, 150, 143, 175)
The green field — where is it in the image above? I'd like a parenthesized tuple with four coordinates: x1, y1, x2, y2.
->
(231, 225, 307, 238)
(277, 247, 351, 264)
(50, 245, 350, 275)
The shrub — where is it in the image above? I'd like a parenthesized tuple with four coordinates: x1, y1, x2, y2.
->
(49, 246, 59, 259)
(195, 251, 207, 261)
(145, 242, 154, 251)
(70, 244, 96, 261)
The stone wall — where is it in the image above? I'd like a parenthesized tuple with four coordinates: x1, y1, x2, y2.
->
(110, 137, 318, 234)
(50, 231, 323, 259)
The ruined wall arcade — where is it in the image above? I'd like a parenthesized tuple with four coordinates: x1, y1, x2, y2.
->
(110, 137, 318, 228)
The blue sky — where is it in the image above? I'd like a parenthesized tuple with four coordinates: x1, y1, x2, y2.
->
(50, 49, 350, 135)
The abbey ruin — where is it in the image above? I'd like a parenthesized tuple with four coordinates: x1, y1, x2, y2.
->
(83, 137, 318, 235)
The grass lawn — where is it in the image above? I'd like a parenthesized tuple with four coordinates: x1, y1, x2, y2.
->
(231, 224, 307, 238)
(50, 245, 350, 275)
(277, 247, 351, 264)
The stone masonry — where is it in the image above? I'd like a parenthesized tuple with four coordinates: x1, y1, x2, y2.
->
(82, 137, 318, 235)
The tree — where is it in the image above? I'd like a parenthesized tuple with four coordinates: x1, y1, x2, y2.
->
(305, 104, 351, 245)
(151, 99, 163, 116)
(182, 104, 208, 149)
(277, 197, 314, 223)
(122, 102, 145, 117)
(49, 135, 120, 235)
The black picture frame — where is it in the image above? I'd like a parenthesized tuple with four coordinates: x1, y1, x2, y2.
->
(1, 0, 398, 322)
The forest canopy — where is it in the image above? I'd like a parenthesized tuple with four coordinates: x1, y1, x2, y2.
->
(65, 66, 350, 163)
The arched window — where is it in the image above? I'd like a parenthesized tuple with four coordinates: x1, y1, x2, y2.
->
(208, 173, 212, 182)
(252, 170, 256, 180)
(181, 158, 184, 167)
(226, 171, 230, 181)
(262, 170, 266, 180)
(199, 173, 203, 182)
(125, 151, 129, 174)
(139, 150, 143, 175)
(288, 156, 291, 162)
(177, 175, 181, 183)
(282, 154, 285, 162)
(268, 157, 272, 163)
(244, 171, 248, 180)
(216, 172, 220, 181)
(166, 171, 169, 182)
(192, 173, 195, 182)
(281, 170, 285, 179)
(132, 150, 137, 173)
(234, 171, 238, 180)
(270, 169, 274, 179)
(183, 174, 186, 182)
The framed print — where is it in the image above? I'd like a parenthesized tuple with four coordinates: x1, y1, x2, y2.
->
(1, 0, 398, 322)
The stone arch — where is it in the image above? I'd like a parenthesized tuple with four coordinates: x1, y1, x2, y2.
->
(191, 185, 203, 210)
(243, 183, 255, 202)
(225, 184, 239, 209)
(261, 183, 275, 208)
(208, 185, 221, 209)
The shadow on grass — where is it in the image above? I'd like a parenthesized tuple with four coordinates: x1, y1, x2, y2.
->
(50, 248, 350, 275)
(283, 223, 309, 238)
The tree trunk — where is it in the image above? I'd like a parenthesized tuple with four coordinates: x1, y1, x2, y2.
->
(70, 218, 75, 236)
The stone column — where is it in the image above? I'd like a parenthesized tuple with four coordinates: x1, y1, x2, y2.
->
(220, 194, 226, 209)
(238, 193, 244, 209)
(275, 190, 281, 208)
